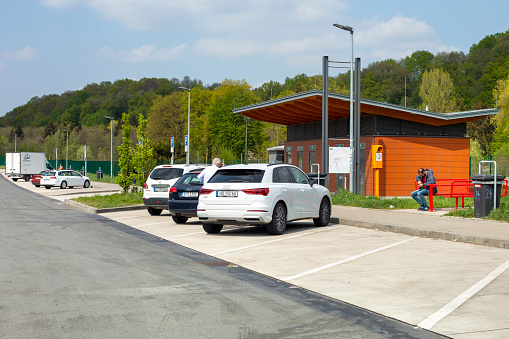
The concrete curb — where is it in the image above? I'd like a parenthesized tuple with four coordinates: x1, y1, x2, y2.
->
(337, 217, 509, 249)
(63, 199, 145, 214)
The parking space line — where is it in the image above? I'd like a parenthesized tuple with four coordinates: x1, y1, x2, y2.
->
(211, 226, 343, 256)
(166, 231, 206, 239)
(418, 257, 509, 330)
(132, 221, 170, 227)
(283, 236, 418, 281)
(108, 215, 146, 220)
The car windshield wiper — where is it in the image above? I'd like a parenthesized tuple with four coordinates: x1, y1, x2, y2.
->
(151, 177, 162, 180)
(228, 179, 249, 183)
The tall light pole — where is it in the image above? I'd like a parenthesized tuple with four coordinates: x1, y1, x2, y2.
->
(12, 133, 17, 152)
(63, 129, 68, 169)
(179, 87, 191, 165)
(105, 116, 114, 177)
(333, 23, 354, 192)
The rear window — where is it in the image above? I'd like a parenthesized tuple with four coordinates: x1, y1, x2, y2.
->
(150, 168, 184, 180)
(208, 169, 264, 183)
(175, 173, 202, 185)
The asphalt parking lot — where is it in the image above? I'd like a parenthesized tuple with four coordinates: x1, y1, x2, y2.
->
(5, 174, 509, 338)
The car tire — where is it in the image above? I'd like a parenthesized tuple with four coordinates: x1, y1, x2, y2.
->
(83, 180, 90, 188)
(60, 181, 67, 189)
(266, 202, 287, 235)
(172, 215, 189, 224)
(313, 197, 331, 226)
(35, 184, 40, 187)
(147, 207, 163, 216)
(202, 223, 223, 234)
(13, 178, 18, 182)
(24, 175, 31, 181)
(45, 186, 51, 189)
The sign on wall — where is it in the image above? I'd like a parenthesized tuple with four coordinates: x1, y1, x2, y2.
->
(329, 147, 351, 173)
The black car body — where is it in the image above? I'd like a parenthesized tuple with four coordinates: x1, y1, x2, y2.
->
(168, 172, 203, 224)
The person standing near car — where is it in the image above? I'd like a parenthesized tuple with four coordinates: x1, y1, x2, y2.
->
(410, 168, 436, 211)
(198, 158, 223, 184)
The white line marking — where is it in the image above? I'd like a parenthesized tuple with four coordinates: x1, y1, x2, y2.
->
(132, 221, 170, 227)
(284, 236, 418, 281)
(418, 258, 509, 330)
(166, 231, 206, 239)
(109, 215, 145, 220)
(211, 226, 343, 256)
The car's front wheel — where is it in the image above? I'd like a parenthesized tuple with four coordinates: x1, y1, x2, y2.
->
(60, 181, 67, 189)
(313, 197, 331, 226)
(147, 207, 163, 216)
(266, 202, 287, 235)
(202, 223, 223, 234)
(45, 186, 51, 189)
(83, 180, 90, 188)
(172, 215, 189, 224)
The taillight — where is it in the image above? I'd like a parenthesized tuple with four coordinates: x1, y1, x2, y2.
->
(143, 182, 148, 189)
(199, 188, 214, 195)
(242, 188, 269, 196)
(169, 187, 177, 193)
(50, 176, 57, 179)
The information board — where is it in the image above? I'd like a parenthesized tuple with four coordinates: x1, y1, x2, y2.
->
(329, 147, 351, 173)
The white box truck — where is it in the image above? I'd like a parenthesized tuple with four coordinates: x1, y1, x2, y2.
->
(5, 152, 54, 181)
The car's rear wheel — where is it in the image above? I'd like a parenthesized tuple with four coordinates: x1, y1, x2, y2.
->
(266, 202, 287, 235)
(60, 181, 67, 189)
(147, 207, 162, 216)
(202, 223, 223, 234)
(313, 197, 331, 226)
(45, 186, 51, 189)
(172, 215, 189, 224)
(24, 175, 31, 181)
(12, 178, 18, 182)
(35, 184, 40, 187)
(83, 180, 90, 188)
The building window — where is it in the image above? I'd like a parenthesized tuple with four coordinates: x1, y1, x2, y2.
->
(286, 146, 292, 164)
(309, 145, 316, 173)
(297, 146, 304, 170)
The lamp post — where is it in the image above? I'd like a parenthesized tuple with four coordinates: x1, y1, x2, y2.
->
(12, 133, 17, 152)
(105, 116, 113, 177)
(63, 129, 68, 169)
(179, 87, 191, 165)
(333, 23, 354, 192)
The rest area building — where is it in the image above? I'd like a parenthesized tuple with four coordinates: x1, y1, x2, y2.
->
(235, 90, 498, 197)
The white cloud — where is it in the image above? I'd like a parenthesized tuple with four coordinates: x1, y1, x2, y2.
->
(95, 43, 188, 63)
(193, 39, 258, 59)
(2, 45, 39, 61)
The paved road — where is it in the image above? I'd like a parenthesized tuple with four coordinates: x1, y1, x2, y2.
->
(0, 176, 442, 338)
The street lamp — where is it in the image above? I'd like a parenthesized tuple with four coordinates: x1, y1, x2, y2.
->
(333, 23, 354, 192)
(105, 116, 113, 177)
(179, 87, 191, 165)
(63, 129, 68, 169)
(12, 133, 17, 152)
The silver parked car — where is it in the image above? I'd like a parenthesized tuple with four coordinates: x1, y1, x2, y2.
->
(41, 170, 91, 189)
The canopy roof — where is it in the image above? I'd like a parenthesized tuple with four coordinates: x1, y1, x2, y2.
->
(234, 90, 498, 126)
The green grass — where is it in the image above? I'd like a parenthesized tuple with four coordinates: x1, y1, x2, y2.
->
(72, 192, 143, 209)
(87, 172, 118, 184)
(332, 189, 509, 222)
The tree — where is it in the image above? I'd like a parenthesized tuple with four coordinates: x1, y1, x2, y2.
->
(116, 113, 134, 193)
(491, 75, 509, 154)
(208, 79, 264, 159)
(467, 101, 496, 156)
(404, 50, 434, 81)
(419, 68, 463, 113)
(132, 113, 155, 185)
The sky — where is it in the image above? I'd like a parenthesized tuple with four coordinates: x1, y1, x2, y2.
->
(1, 0, 508, 117)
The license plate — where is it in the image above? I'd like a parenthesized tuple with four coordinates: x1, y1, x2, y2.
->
(181, 192, 198, 198)
(153, 187, 168, 192)
(217, 190, 238, 197)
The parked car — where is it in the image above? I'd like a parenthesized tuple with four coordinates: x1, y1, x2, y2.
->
(143, 164, 206, 216)
(168, 171, 204, 224)
(31, 170, 49, 187)
(197, 163, 331, 235)
(41, 170, 91, 189)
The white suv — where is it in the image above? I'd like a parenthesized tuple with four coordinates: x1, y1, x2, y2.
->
(197, 163, 331, 235)
(143, 164, 206, 215)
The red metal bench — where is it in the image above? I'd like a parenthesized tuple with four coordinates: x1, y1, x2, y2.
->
(414, 178, 508, 212)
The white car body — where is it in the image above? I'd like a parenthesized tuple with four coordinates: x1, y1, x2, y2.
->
(142, 164, 206, 215)
(197, 163, 331, 235)
(41, 170, 91, 189)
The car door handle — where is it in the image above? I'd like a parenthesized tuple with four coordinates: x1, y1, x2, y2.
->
(300, 189, 305, 192)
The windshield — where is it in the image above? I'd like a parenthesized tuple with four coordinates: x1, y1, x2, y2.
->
(149, 168, 184, 180)
(208, 169, 264, 183)
(174, 173, 202, 185)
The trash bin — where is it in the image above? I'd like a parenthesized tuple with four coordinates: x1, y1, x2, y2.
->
(470, 174, 506, 218)
(96, 167, 103, 180)
(307, 173, 328, 186)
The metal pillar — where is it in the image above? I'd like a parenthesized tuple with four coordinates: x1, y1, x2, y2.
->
(322, 56, 329, 187)
(354, 58, 361, 195)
